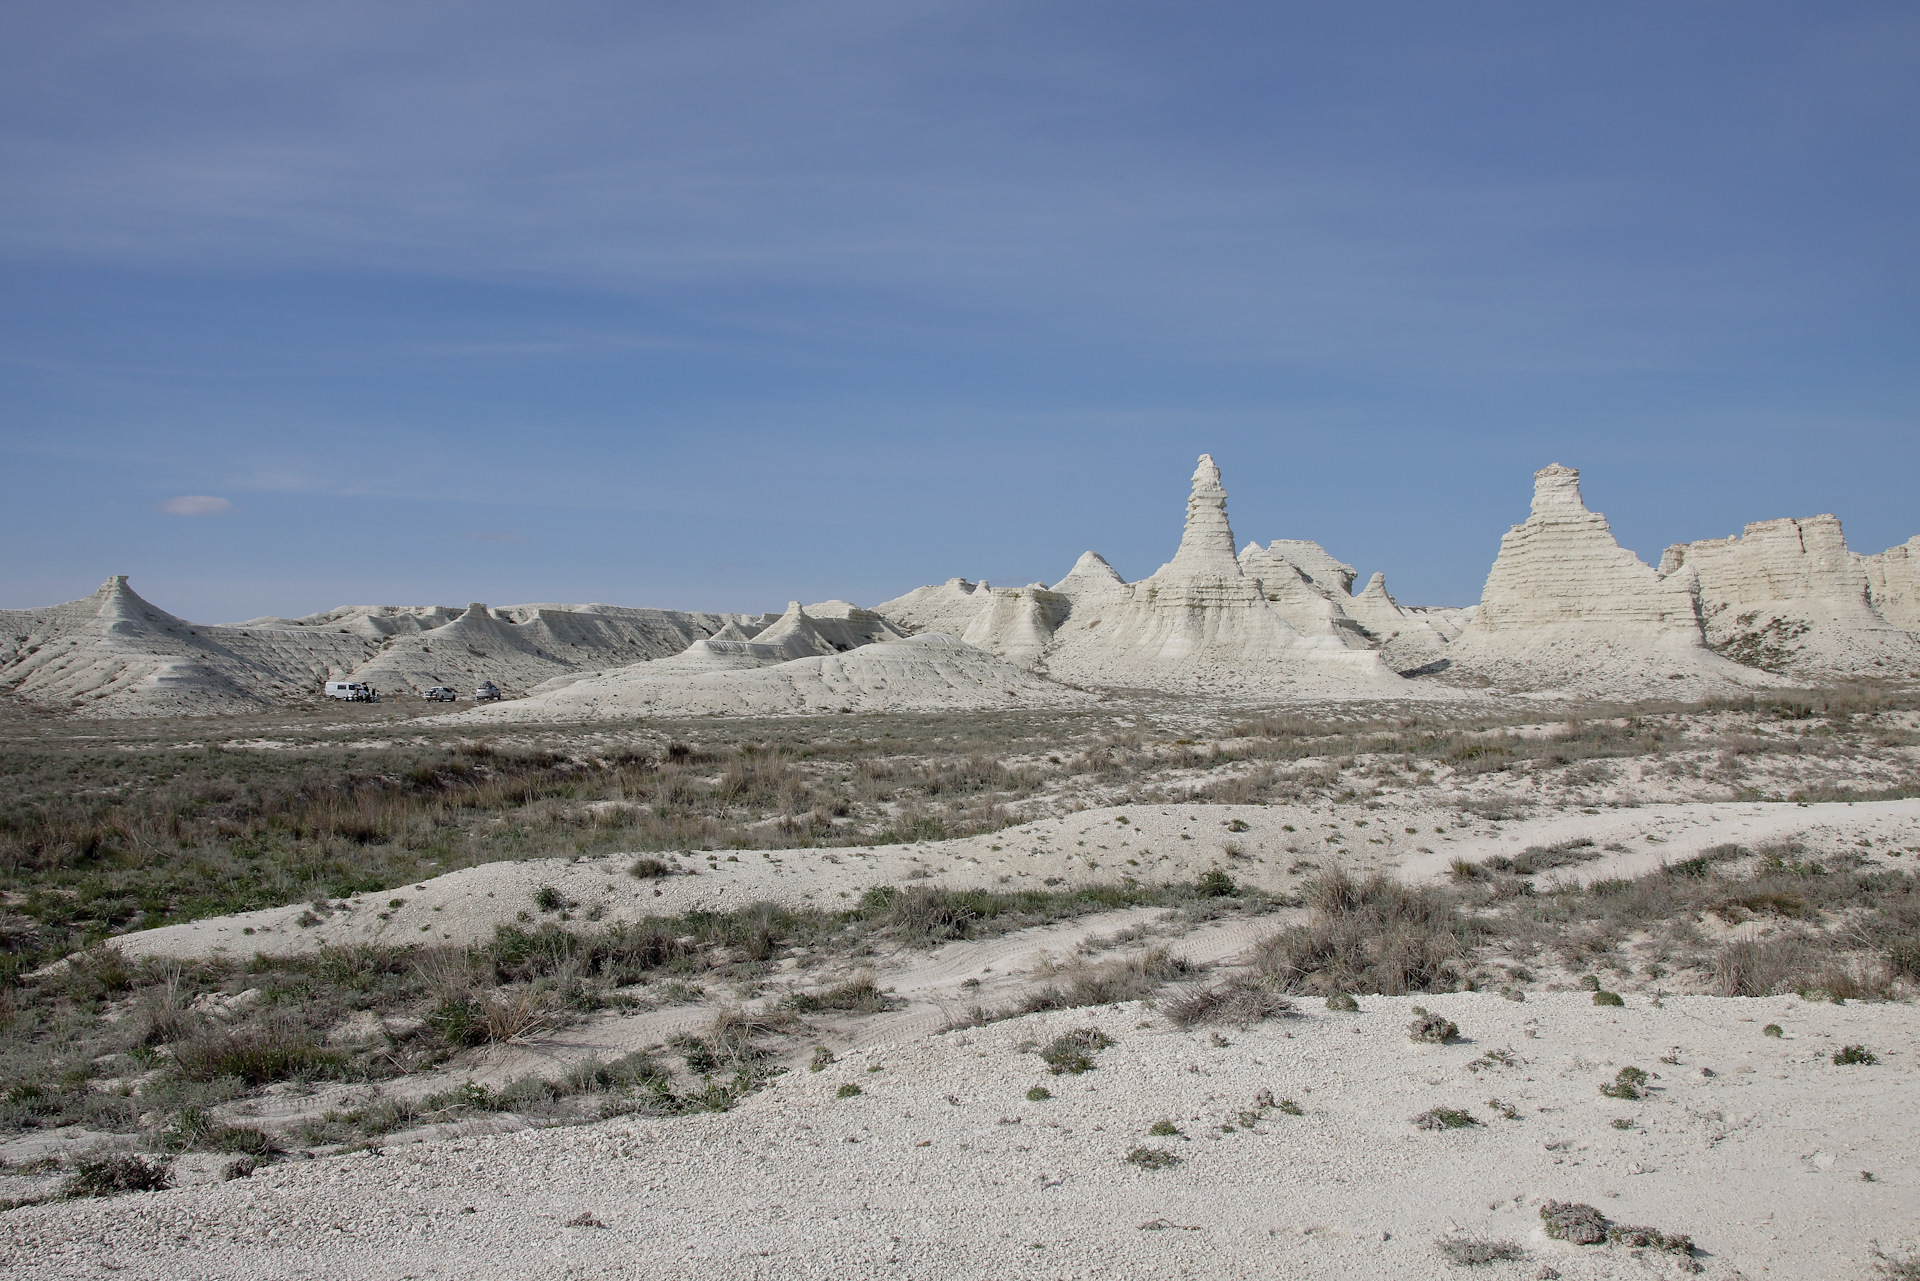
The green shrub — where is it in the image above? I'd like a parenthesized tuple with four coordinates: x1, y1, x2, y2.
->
(1408, 1009, 1459, 1043)
(1147, 1120, 1181, 1137)
(1412, 1107, 1479, 1130)
(1592, 990, 1625, 1007)
(1325, 993, 1360, 1012)
(169, 1026, 344, 1086)
(1762, 1024, 1783, 1038)
(836, 1083, 862, 1098)
(1599, 1066, 1649, 1099)
(1026, 1086, 1051, 1102)
(1834, 1044, 1877, 1066)
(1040, 1028, 1115, 1075)
(1125, 1146, 1181, 1170)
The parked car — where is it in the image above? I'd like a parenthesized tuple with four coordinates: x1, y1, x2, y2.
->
(424, 686, 457, 702)
(474, 681, 503, 701)
(323, 681, 376, 702)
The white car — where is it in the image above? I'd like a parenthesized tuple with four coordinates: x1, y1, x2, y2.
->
(474, 681, 503, 702)
(423, 686, 457, 702)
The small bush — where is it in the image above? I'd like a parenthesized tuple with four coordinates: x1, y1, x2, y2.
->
(533, 885, 565, 912)
(809, 1047, 836, 1072)
(1607, 1223, 1694, 1255)
(1325, 992, 1359, 1012)
(1147, 1119, 1181, 1137)
(836, 1083, 862, 1098)
(1436, 1237, 1526, 1267)
(1592, 990, 1625, 1007)
(628, 857, 672, 880)
(785, 976, 897, 1014)
(1599, 1066, 1649, 1099)
(1412, 1107, 1479, 1130)
(1408, 1009, 1459, 1043)
(1763, 1024, 1783, 1038)
(1125, 1146, 1181, 1170)
(1834, 1044, 1877, 1066)
(1195, 869, 1238, 898)
(63, 1154, 172, 1199)
(1540, 1201, 1608, 1245)
(1040, 1027, 1115, 1075)
(1165, 973, 1296, 1029)
(1026, 1085, 1051, 1101)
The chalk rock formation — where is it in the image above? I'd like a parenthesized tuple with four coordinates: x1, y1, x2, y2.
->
(1050, 552, 1126, 597)
(1860, 537, 1920, 631)
(0, 577, 748, 715)
(960, 587, 1072, 668)
(1662, 518, 1920, 678)
(873, 578, 991, 637)
(452, 634, 1092, 722)
(1340, 572, 1455, 672)
(1445, 465, 1772, 696)
(1038, 456, 1399, 693)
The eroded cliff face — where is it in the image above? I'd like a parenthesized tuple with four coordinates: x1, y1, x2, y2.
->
(1662, 518, 1920, 679)
(1443, 465, 1772, 696)
(1859, 536, 1920, 632)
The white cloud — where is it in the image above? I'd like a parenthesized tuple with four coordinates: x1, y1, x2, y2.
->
(160, 494, 233, 516)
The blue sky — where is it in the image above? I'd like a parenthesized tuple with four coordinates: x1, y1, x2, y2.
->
(3, 2, 1915, 620)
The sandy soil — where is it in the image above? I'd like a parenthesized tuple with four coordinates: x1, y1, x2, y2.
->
(109, 798, 1920, 964)
(3, 992, 1914, 1280)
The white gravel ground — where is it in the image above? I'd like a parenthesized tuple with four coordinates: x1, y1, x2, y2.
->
(5, 992, 1915, 1280)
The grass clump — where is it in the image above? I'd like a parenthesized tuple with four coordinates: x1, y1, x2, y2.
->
(1834, 1044, 1877, 1066)
(1026, 1085, 1051, 1101)
(169, 1025, 346, 1086)
(1164, 973, 1295, 1029)
(835, 1083, 862, 1098)
(1039, 1028, 1115, 1075)
(62, 1153, 172, 1199)
(1412, 1107, 1479, 1130)
(628, 857, 673, 880)
(1253, 868, 1476, 996)
(1435, 1237, 1526, 1267)
(1407, 1007, 1460, 1043)
(1539, 1200, 1609, 1245)
(1125, 1146, 1181, 1170)
(1325, 992, 1359, 1012)
(784, 975, 898, 1015)
(1763, 1023, 1783, 1037)
(1147, 1119, 1181, 1137)
(1592, 989, 1625, 1006)
(1599, 1066, 1650, 1099)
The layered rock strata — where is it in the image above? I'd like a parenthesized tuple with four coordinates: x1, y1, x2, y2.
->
(1860, 537, 1920, 630)
(1444, 465, 1772, 696)
(1661, 518, 1920, 678)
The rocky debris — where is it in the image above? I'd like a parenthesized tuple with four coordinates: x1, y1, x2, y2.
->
(1662, 517, 1920, 678)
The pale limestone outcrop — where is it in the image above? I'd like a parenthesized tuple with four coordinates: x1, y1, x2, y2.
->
(1038, 456, 1399, 692)
(454, 634, 1092, 721)
(0, 577, 749, 715)
(872, 578, 990, 637)
(1050, 551, 1126, 596)
(1444, 465, 1772, 696)
(1150, 455, 1242, 579)
(1661, 518, 1920, 678)
(960, 587, 1072, 668)
(1860, 536, 1920, 630)
(1342, 572, 1454, 672)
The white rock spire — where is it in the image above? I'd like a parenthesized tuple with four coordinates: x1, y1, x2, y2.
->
(1153, 454, 1242, 579)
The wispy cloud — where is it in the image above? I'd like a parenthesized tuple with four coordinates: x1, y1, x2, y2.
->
(159, 494, 233, 516)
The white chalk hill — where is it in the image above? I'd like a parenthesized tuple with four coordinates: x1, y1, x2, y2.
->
(0, 578, 748, 715)
(451, 607, 1090, 720)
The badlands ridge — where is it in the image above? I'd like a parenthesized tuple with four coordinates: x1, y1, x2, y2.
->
(4, 456, 1916, 719)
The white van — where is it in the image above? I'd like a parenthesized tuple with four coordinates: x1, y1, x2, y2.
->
(324, 681, 376, 702)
